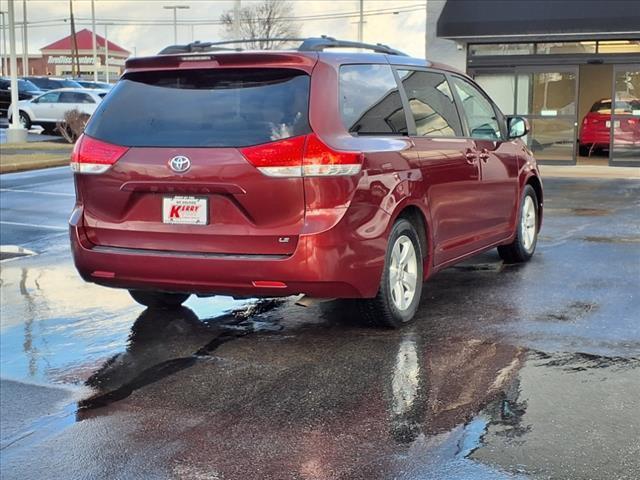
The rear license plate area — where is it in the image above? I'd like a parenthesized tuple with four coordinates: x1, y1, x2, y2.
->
(162, 196, 208, 225)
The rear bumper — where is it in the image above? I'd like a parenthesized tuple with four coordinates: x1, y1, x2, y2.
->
(579, 130, 609, 147)
(69, 206, 389, 299)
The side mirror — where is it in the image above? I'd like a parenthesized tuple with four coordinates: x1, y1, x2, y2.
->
(507, 116, 529, 139)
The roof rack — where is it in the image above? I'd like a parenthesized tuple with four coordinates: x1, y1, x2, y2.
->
(157, 36, 408, 56)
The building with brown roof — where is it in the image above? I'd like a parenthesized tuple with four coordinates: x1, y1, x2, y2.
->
(8, 28, 130, 80)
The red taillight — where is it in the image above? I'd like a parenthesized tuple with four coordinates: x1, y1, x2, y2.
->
(303, 134, 363, 176)
(240, 133, 362, 177)
(70, 134, 129, 174)
(239, 135, 306, 177)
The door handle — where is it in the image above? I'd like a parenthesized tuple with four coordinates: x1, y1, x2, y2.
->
(478, 149, 490, 162)
(464, 150, 477, 165)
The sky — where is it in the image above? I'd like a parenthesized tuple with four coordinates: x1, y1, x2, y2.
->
(0, 0, 427, 58)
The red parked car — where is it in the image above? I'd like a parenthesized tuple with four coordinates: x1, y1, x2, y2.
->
(69, 37, 542, 327)
(579, 98, 640, 156)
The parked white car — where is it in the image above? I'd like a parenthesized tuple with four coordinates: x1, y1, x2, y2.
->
(8, 88, 108, 133)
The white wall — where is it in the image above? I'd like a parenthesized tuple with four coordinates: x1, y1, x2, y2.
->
(425, 0, 467, 71)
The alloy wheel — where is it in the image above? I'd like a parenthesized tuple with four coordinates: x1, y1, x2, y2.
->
(389, 235, 418, 311)
(521, 195, 536, 252)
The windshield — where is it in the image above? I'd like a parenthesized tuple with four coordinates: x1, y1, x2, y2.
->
(85, 68, 311, 147)
(60, 79, 83, 88)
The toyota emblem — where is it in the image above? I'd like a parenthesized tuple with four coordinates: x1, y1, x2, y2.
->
(169, 155, 191, 173)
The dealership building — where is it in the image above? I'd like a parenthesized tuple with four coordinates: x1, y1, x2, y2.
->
(11, 29, 129, 82)
(426, 0, 640, 166)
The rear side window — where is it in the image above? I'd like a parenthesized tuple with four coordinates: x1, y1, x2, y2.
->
(60, 92, 95, 104)
(340, 64, 408, 135)
(37, 92, 60, 103)
(398, 70, 463, 137)
(85, 68, 311, 147)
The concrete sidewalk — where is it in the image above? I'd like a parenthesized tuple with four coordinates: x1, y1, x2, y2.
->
(540, 164, 640, 179)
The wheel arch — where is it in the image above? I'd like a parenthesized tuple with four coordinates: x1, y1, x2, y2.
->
(525, 174, 543, 230)
(393, 204, 431, 274)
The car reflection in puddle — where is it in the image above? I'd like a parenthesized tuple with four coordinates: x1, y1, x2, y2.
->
(75, 298, 532, 479)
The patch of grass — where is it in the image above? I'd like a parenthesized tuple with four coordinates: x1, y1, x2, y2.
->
(0, 141, 73, 151)
(0, 153, 69, 173)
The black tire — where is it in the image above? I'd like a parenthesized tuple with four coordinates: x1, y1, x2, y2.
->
(41, 126, 58, 135)
(19, 111, 31, 130)
(578, 144, 590, 156)
(498, 184, 539, 264)
(129, 290, 190, 309)
(358, 218, 424, 328)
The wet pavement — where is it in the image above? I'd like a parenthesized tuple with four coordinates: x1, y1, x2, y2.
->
(0, 170, 639, 479)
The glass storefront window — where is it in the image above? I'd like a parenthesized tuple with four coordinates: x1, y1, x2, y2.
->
(517, 71, 576, 116)
(474, 74, 515, 114)
(536, 42, 596, 54)
(469, 41, 639, 57)
(469, 43, 534, 56)
(598, 41, 640, 54)
(611, 68, 640, 164)
(529, 118, 576, 162)
(516, 69, 578, 163)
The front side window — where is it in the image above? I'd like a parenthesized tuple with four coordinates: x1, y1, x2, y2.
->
(451, 76, 502, 140)
(398, 70, 462, 137)
(340, 64, 407, 135)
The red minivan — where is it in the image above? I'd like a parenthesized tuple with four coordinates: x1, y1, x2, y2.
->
(69, 37, 542, 327)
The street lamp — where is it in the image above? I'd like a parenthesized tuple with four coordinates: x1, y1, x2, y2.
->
(21, 0, 27, 75)
(0, 11, 7, 76)
(7, 0, 27, 143)
(163, 5, 189, 44)
(91, 0, 97, 81)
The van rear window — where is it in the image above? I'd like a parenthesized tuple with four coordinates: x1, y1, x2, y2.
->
(84, 68, 311, 147)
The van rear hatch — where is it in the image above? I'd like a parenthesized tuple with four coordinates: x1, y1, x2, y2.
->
(75, 66, 312, 256)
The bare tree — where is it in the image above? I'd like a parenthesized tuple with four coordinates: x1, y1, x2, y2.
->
(220, 0, 301, 50)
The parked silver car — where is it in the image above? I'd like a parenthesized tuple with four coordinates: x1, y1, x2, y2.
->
(8, 88, 108, 133)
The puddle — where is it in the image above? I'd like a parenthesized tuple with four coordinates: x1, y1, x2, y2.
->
(531, 350, 640, 371)
(545, 207, 612, 216)
(0, 246, 37, 262)
(536, 301, 598, 322)
(450, 262, 504, 273)
(1, 401, 76, 451)
(582, 236, 640, 244)
(470, 350, 640, 479)
(78, 299, 286, 412)
(571, 208, 612, 216)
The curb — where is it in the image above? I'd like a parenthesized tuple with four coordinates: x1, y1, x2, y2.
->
(0, 157, 70, 174)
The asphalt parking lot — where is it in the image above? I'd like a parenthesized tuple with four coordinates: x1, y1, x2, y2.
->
(1, 168, 639, 480)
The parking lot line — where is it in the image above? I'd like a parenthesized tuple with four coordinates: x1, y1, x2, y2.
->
(0, 188, 74, 197)
(0, 166, 69, 180)
(0, 221, 67, 231)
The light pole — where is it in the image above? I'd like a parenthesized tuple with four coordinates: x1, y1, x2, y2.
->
(357, 0, 364, 43)
(232, 0, 241, 39)
(91, 0, 97, 81)
(0, 11, 6, 76)
(104, 23, 109, 83)
(7, 0, 27, 143)
(21, 0, 27, 75)
(163, 5, 189, 44)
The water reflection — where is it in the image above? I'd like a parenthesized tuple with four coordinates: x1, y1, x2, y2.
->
(390, 330, 424, 444)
